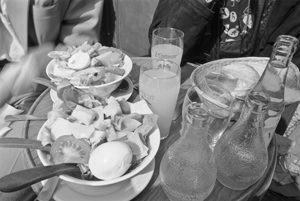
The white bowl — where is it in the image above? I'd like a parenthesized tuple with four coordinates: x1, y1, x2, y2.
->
(36, 101, 160, 187)
(191, 57, 300, 99)
(46, 55, 133, 97)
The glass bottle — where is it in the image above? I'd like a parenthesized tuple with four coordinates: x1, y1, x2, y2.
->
(251, 35, 298, 148)
(214, 91, 269, 190)
(160, 103, 217, 201)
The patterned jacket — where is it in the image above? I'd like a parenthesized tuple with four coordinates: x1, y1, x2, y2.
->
(149, 0, 300, 68)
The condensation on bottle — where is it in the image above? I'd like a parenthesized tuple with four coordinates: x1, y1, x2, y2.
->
(160, 103, 217, 201)
(214, 91, 269, 190)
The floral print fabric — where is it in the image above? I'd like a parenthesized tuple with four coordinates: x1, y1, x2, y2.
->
(220, 0, 253, 43)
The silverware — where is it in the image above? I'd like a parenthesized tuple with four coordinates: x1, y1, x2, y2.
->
(4, 114, 47, 122)
(33, 77, 57, 91)
(35, 176, 60, 201)
(0, 163, 80, 192)
(0, 137, 81, 193)
(0, 137, 51, 152)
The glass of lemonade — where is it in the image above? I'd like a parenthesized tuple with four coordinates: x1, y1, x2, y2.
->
(139, 59, 181, 140)
(151, 28, 184, 67)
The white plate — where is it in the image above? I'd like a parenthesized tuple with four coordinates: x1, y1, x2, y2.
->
(47, 54, 133, 98)
(45, 159, 155, 201)
(47, 54, 132, 84)
(110, 77, 134, 101)
(50, 76, 134, 102)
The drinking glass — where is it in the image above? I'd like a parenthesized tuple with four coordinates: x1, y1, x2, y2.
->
(139, 58, 181, 140)
(182, 85, 233, 150)
(151, 27, 184, 67)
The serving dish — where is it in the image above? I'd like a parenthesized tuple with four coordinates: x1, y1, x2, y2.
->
(190, 57, 300, 104)
(42, 159, 155, 201)
(46, 54, 133, 98)
(50, 76, 134, 102)
(36, 100, 160, 187)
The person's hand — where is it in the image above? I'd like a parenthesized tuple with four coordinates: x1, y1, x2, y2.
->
(0, 43, 55, 107)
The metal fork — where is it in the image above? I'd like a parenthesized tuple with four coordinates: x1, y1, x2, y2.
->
(4, 114, 47, 122)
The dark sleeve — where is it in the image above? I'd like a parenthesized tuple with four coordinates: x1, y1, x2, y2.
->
(257, 1, 300, 69)
(59, 0, 103, 46)
(148, 0, 217, 64)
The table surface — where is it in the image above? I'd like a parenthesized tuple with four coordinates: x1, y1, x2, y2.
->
(22, 57, 277, 201)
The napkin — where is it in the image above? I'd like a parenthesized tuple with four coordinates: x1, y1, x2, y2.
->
(130, 99, 152, 115)
(0, 103, 24, 137)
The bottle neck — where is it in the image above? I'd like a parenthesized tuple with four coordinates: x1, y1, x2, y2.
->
(184, 104, 208, 125)
(182, 103, 210, 137)
(269, 35, 298, 68)
(251, 35, 298, 96)
(243, 92, 269, 121)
